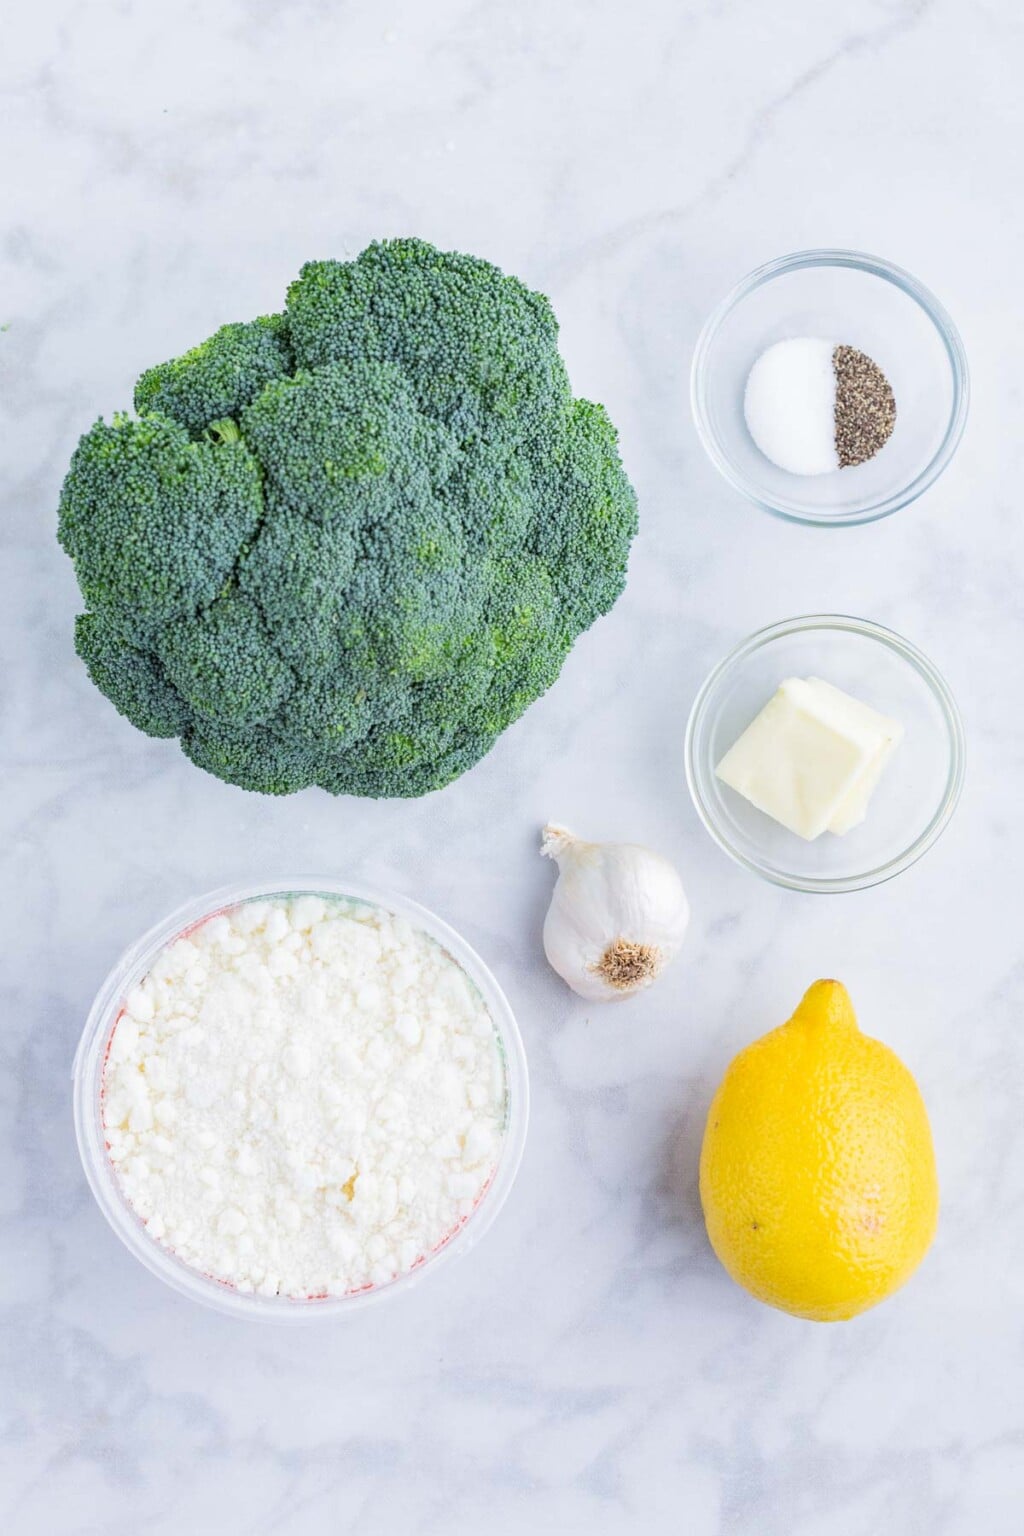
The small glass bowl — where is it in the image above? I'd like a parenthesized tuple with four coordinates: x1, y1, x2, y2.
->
(72, 877, 529, 1321)
(684, 616, 965, 893)
(690, 250, 969, 526)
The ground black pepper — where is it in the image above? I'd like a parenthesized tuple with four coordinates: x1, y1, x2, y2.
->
(833, 345, 896, 468)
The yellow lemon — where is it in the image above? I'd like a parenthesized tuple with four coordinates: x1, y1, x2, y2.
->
(699, 980, 938, 1322)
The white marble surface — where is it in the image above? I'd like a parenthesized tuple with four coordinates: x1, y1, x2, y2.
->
(3, 1, 1023, 1531)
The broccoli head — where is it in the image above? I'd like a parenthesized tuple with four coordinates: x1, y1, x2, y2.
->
(58, 238, 638, 797)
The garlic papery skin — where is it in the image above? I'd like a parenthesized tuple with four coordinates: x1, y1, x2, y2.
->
(540, 825, 690, 1002)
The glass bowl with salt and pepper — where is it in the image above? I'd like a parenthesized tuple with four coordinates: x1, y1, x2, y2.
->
(690, 250, 969, 527)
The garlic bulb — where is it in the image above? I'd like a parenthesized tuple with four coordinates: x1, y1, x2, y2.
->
(540, 824, 690, 1002)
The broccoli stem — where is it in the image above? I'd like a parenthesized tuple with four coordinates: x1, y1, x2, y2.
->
(204, 418, 242, 446)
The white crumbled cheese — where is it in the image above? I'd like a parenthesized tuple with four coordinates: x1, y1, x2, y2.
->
(103, 896, 507, 1299)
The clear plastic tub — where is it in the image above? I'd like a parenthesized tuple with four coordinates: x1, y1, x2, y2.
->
(72, 877, 529, 1321)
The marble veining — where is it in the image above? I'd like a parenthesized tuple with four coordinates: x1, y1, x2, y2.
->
(2, 0, 1023, 1531)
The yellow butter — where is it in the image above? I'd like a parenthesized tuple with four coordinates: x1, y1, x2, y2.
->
(715, 677, 902, 842)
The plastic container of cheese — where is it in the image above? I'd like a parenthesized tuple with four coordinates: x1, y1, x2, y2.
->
(72, 877, 529, 1321)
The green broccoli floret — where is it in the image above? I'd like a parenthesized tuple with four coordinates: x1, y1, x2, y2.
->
(58, 412, 263, 641)
(74, 613, 190, 738)
(57, 238, 638, 798)
(134, 314, 293, 437)
(159, 592, 293, 728)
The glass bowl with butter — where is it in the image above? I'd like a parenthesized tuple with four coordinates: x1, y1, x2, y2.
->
(684, 616, 964, 893)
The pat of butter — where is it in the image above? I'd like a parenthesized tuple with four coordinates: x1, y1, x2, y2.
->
(715, 677, 902, 842)
(807, 678, 902, 834)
